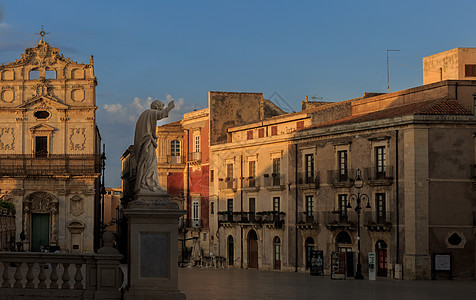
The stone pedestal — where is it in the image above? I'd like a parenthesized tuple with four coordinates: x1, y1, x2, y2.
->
(124, 193, 186, 300)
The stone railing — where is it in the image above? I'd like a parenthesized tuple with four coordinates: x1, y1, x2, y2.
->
(0, 235, 123, 300)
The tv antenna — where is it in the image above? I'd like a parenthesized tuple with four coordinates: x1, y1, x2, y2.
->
(387, 49, 400, 92)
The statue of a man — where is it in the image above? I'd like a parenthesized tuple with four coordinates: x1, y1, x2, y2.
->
(133, 99, 175, 194)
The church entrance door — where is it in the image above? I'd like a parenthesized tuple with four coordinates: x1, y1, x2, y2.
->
(31, 214, 50, 252)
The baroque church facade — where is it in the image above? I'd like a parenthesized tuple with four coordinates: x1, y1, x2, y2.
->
(0, 40, 101, 252)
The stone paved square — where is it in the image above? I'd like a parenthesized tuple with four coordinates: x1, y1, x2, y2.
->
(179, 268, 476, 300)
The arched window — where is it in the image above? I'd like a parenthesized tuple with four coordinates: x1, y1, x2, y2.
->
(273, 236, 281, 270)
(228, 235, 234, 266)
(29, 69, 39, 80)
(45, 69, 55, 79)
(305, 237, 315, 270)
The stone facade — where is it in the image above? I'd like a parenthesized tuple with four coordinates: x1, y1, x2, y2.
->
(423, 47, 476, 84)
(0, 41, 101, 253)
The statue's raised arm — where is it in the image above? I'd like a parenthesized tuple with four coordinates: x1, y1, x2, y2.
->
(133, 100, 174, 195)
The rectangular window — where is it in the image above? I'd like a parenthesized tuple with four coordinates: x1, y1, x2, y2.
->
(273, 197, 280, 212)
(226, 163, 234, 189)
(338, 194, 348, 220)
(271, 126, 278, 136)
(227, 198, 233, 212)
(297, 121, 304, 130)
(338, 150, 348, 181)
(210, 202, 215, 215)
(258, 128, 265, 138)
(305, 195, 314, 218)
(375, 146, 386, 178)
(376, 193, 386, 224)
(305, 154, 314, 183)
(171, 140, 181, 156)
(35, 136, 48, 157)
(247, 130, 253, 140)
(249, 197, 255, 221)
(465, 64, 476, 77)
(249, 161, 256, 187)
(272, 158, 281, 186)
(194, 135, 200, 153)
(210, 170, 214, 182)
(192, 201, 199, 227)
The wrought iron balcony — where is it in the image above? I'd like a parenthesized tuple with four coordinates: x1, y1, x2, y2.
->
(218, 178, 237, 191)
(297, 172, 320, 188)
(187, 152, 201, 163)
(0, 154, 101, 176)
(327, 169, 355, 188)
(179, 218, 204, 229)
(242, 176, 260, 191)
(363, 211, 393, 232)
(363, 166, 394, 186)
(167, 155, 185, 164)
(218, 211, 285, 228)
(263, 174, 285, 190)
(323, 211, 358, 231)
(297, 212, 318, 228)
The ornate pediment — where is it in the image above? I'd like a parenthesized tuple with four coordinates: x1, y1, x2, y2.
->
(29, 123, 55, 134)
(17, 95, 69, 110)
(1, 41, 85, 69)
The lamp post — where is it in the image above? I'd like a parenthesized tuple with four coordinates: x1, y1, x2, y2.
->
(347, 168, 371, 280)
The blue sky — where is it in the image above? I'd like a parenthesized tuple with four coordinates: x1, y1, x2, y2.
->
(1, 0, 475, 187)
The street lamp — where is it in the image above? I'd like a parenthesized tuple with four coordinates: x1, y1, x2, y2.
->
(347, 168, 371, 279)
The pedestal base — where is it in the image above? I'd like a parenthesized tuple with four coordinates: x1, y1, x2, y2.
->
(124, 192, 186, 299)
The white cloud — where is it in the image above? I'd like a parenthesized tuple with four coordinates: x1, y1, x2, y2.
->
(102, 93, 187, 125)
(103, 103, 125, 114)
(0, 22, 11, 29)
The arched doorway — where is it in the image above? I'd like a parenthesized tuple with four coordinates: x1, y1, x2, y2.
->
(228, 235, 234, 266)
(305, 237, 315, 270)
(25, 192, 58, 252)
(273, 236, 281, 270)
(335, 231, 354, 277)
(248, 230, 258, 268)
(376, 240, 388, 277)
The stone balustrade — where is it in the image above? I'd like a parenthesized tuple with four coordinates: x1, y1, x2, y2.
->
(0, 251, 123, 300)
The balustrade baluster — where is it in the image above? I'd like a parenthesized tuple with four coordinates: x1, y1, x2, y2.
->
(38, 263, 47, 289)
(50, 263, 59, 289)
(74, 263, 83, 289)
(13, 262, 22, 288)
(62, 263, 70, 289)
(26, 263, 35, 288)
(2, 262, 11, 288)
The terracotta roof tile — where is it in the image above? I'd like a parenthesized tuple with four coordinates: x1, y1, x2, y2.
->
(304, 98, 472, 130)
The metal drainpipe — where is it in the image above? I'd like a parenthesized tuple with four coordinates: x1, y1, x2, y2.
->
(295, 143, 298, 272)
(395, 130, 399, 265)
(240, 155, 244, 269)
(184, 129, 190, 228)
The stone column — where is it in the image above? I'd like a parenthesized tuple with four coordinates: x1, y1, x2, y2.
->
(123, 192, 186, 300)
(403, 127, 431, 279)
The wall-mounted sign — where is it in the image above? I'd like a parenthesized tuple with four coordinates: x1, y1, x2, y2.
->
(368, 252, 376, 280)
(331, 252, 346, 280)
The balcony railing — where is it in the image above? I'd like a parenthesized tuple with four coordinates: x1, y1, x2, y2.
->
(323, 211, 358, 230)
(297, 172, 320, 188)
(327, 169, 355, 188)
(297, 212, 318, 225)
(187, 152, 201, 162)
(364, 166, 393, 185)
(363, 211, 393, 231)
(263, 174, 285, 190)
(167, 155, 185, 164)
(0, 154, 101, 176)
(242, 176, 260, 190)
(218, 178, 237, 191)
(179, 218, 204, 229)
(218, 211, 285, 228)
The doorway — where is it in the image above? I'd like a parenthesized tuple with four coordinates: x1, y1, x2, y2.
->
(228, 235, 234, 266)
(273, 236, 281, 270)
(336, 231, 354, 277)
(305, 237, 315, 270)
(248, 230, 258, 268)
(31, 214, 50, 252)
(376, 240, 388, 277)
